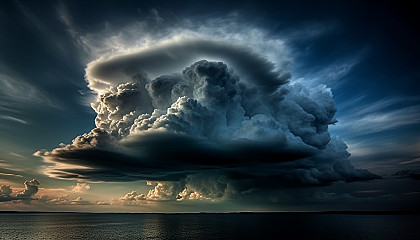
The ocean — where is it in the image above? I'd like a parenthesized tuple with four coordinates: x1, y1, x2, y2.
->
(0, 212, 419, 240)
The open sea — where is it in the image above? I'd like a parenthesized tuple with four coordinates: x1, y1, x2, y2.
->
(0, 212, 419, 240)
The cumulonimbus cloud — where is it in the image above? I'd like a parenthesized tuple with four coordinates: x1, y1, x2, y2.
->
(35, 37, 377, 201)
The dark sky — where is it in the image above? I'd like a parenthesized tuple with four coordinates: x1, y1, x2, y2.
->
(0, 0, 419, 212)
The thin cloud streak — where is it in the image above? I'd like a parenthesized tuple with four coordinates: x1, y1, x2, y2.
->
(0, 115, 28, 125)
(280, 21, 338, 42)
(0, 70, 56, 109)
(0, 162, 26, 173)
(332, 97, 420, 136)
(334, 106, 420, 135)
(294, 48, 369, 87)
(400, 158, 420, 165)
(9, 152, 25, 158)
(14, 0, 70, 61)
(56, 2, 92, 64)
(0, 172, 23, 178)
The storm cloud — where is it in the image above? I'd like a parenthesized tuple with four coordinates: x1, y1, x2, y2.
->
(35, 38, 377, 200)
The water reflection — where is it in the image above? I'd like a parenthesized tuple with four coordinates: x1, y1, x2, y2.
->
(0, 213, 419, 240)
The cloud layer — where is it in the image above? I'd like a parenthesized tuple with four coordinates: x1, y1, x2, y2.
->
(85, 39, 290, 94)
(35, 38, 377, 201)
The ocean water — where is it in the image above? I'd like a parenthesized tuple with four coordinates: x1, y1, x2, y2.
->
(0, 213, 419, 240)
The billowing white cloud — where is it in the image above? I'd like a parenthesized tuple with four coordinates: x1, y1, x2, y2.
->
(120, 181, 184, 203)
(120, 191, 146, 202)
(120, 179, 219, 203)
(145, 181, 185, 201)
(72, 183, 91, 192)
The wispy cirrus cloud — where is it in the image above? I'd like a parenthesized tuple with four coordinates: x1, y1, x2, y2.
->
(0, 161, 25, 178)
(0, 66, 59, 128)
(294, 48, 369, 87)
(14, 0, 71, 62)
(332, 97, 420, 136)
(0, 73, 45, 107)
(0, 67, 56, 109)
(57, 6, 290, 67)
(280, 21, 338, 42)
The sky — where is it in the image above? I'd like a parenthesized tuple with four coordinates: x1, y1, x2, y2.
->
(0, 0, 419, 212)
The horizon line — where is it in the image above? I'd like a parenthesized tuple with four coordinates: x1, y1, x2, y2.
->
(1, 210, 419, 215)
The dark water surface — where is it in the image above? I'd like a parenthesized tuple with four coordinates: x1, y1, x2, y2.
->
(0, 213, 419, 240)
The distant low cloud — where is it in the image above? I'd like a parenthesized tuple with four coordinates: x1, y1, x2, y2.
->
(35, 36, 377, 201)
(16, 179, 40, 198)
(120, 177, 230, 203)
(39, 195, 95, 206)
(70, 196, 93, 205)
(46, 197, 68, 205)
(120, 191, 147, 204)
(0, 185, 12, 197)
(392, 170, 420, 180)
(72, 183, 91, 192)
(0, 179, 40, 203)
